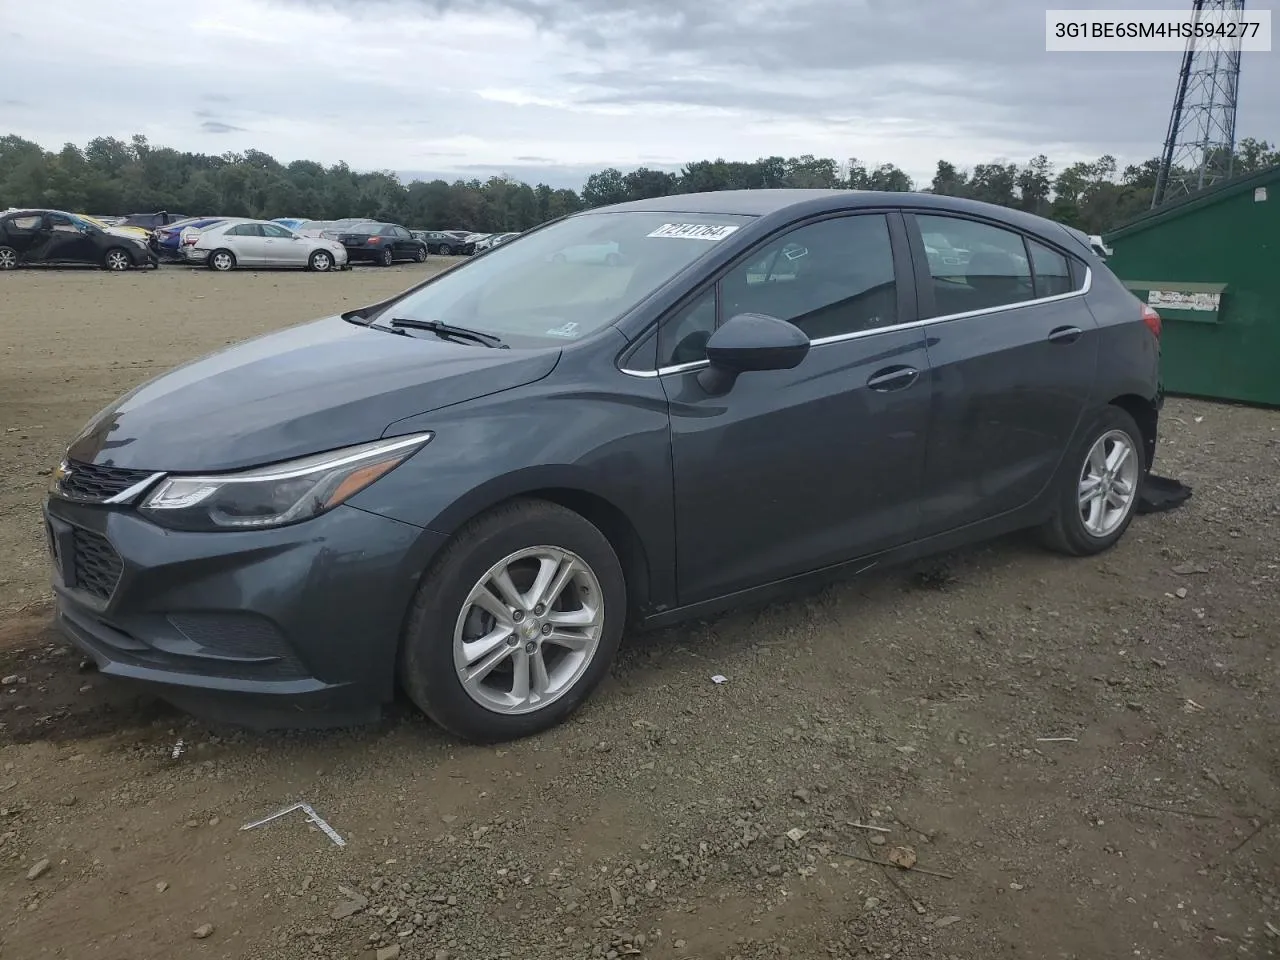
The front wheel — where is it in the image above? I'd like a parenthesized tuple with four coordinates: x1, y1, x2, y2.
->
(103, 248, 132, 272)
(1039, 406, 1145, 556)
(399, 499, 627, 742)
(309, 249, 333, 272)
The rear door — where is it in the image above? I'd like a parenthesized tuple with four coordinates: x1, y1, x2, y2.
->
(224, 223, 267, 264)
(1, 213, 47, 260)
(904, 211, 1097, 536)
(389, 225, 414, 258)
(654, 210, 934, 604)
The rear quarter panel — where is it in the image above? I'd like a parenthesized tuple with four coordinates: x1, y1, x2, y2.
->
(1082, 264, 1162, 408)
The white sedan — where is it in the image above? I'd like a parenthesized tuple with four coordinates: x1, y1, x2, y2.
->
(182, 218, 348, 272)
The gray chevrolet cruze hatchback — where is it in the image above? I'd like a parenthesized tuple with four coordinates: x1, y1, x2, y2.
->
(45, 190, 1162, 742)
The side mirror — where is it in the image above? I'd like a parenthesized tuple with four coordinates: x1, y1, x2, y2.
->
(698, 312, 809, 394)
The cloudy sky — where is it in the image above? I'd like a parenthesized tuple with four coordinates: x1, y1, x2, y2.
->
(3, 0, 1277, 188)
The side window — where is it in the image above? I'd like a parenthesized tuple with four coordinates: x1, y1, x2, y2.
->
(393, 226, 411, 238)
(227, 224, 261, 237)
(8, 215, 42, 231)
(261, 223, 292, 238)
(48, 214, 78, 232)
(721, 215, 898, 340)
(915, 215, 1033, 316)
(658, 287, 717, 368)
(1027, 239, 1075, 298)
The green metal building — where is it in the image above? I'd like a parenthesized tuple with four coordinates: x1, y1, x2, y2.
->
(1102, 164, 1279, 407)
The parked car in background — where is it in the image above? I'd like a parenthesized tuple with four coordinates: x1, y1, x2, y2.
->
(182, 218, 347, 272)
(41, 189, 1162, 741)
(75, 214, 154, 244)
(335, 222, 428, 266)
(413, 230, 476, 256)
(117, 211, 191, 232)
(0, 209, 158, 271)
(272, 218, 309, 231)
(475, 231, 520, 252)
(154, 217, 226, 260)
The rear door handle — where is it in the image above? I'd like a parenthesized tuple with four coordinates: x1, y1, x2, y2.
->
(1048, 325, 1083, 344)
(866, 365, 919, 391)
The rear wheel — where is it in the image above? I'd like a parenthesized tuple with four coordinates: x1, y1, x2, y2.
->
(103, 248, 132, 272)
(208, 249, 236, 272)
(1039, 406, 1145, 556)
(378, 247, 394, 267)
(308, 249, 333, 272)
(0, 246, 18, 270)
(399, 499, 626, 743)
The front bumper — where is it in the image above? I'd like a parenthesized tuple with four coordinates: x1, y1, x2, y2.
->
(43, 496, 446, 728)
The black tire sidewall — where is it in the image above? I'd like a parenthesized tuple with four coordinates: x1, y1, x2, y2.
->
(380, 248, 393, 266)
(310, 250, 331, 271)
(415, 246, 427, 262)
(0, 246, 19, 269)
(1053, 406, 1146, 554)
(104, 248, 131, 271)
(209, 250, 234, 271)
(401, 501, 627, 742)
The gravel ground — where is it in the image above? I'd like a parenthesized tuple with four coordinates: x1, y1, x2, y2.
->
(0, 265, 1276, 959)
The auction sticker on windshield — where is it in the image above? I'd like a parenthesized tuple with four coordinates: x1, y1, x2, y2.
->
(646, 223, 740, 241)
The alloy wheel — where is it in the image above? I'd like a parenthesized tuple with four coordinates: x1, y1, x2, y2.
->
(0, 249, 17, 270)
(452, 546, 604, 716)
(1078, 429, 1140, 538)
(105, 250, 130, 271)
(212, 252, 233, 271)
(312, 251, 332, 272)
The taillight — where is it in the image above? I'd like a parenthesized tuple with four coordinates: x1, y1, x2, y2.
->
(366, 236, 380, 244)
(182, 235, 198, 246)
(1140, 302, 1162, 339)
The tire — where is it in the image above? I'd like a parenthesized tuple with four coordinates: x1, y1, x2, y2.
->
(378, 247, 394, 267)
(308, 250, 333, 272)
(208, 249, 236, 272)
(0, 246, 18, 270)
(414, 245, 428, 263)
(103, 247, 132, 272)
(440, 244, 455, 256)
(400, 499, 627, 743)
(1039, 406, 1146, 557)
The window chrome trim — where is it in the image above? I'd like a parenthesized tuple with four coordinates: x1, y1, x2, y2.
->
(619, 266, 1091, 379)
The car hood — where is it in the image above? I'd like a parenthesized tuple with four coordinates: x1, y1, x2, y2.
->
(66, 316, 561, 472)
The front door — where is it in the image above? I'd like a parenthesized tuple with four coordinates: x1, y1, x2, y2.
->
(660, 211, 933, 605)
(260, 222, 307, 265)
(43, 213, 99, 265)
(905, 212, 1097, 535)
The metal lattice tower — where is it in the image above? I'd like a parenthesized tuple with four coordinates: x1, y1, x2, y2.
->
(1152, 0, 1245, 207)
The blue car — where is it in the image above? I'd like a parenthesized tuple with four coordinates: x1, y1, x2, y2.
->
(154, 217, 225, 260)
(272, 218, 309, 231)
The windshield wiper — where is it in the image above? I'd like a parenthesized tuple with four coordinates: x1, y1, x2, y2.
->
(387, 318, 507, 348)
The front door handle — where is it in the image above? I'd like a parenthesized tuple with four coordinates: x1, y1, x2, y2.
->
(866, 365, 919, 391)
(1048, 325, 1083, 344)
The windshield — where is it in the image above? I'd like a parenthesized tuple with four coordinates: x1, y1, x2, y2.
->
(376, 210, 752, 347)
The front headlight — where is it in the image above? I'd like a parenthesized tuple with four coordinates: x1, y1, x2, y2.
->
(139, 433, 432, 531)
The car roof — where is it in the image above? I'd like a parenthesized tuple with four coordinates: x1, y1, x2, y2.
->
(588, 189, 1089, 249)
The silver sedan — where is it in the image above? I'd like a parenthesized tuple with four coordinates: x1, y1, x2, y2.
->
(183, 219, 349, 272)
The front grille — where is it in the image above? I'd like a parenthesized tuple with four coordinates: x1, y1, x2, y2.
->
(71, 529, 123, 600)
(168, 613, 309, 678)
(59, 460, 154, 502)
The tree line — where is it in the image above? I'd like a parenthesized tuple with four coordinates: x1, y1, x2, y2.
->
(2, 132, 1276, 237)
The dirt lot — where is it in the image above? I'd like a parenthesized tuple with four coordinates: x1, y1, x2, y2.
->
(0, 265, 1277, 960)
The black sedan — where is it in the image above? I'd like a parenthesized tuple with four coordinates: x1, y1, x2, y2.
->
(334, 222, 428, 266)
(45, 189, 1161, 742)
(413, 230, 477, 256)
(0, 209, 158, 271)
